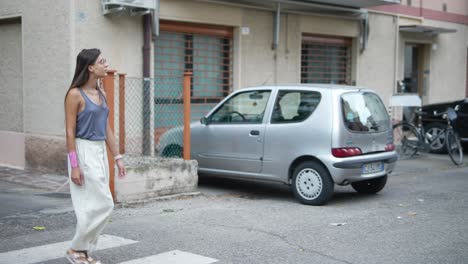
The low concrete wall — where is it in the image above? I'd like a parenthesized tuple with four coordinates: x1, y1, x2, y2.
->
(115, 158, 198, 204)
(25, 134, 67, 174)
(0, 131, 25, 169)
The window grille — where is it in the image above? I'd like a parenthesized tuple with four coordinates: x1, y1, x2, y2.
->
(154, 21, 233, 123)
(301, 34, 352, 85)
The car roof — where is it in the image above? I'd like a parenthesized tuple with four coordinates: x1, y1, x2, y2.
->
(239, 84, 369, 93)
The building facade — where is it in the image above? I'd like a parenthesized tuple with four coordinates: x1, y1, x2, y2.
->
(0, 0, 467, 172)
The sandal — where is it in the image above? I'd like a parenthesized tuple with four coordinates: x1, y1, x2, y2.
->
(65, 249, 89, 264)
(85, 255, 103, 264)
(66, 250, 103, 264)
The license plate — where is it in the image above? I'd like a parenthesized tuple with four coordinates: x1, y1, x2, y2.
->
(362, 162, 384, 174)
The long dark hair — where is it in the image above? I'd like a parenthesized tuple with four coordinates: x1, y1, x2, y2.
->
(65, 48, 101, 101)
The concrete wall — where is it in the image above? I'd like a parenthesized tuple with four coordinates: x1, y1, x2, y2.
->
(357, 13, 396, 107)
(0, 0, 72, 136)
(115, 158, 198, 203)
(405, 0, 468, 16)
(0, 131, 25, 169)
(0, 20, 22, 132)
(0, 0, 73, 170)
(425, 19, 468, 103)
(74, 1, 144, 78)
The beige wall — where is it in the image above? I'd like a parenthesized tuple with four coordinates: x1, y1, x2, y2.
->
(0, 131, 25, 169)
(159, 1, 361, 89)
(0, 0, 73, 170)
(425, 19, 468, 103)
(74, 1, 144, 79)
(0, 0, 73, 136)
(0, 20, 22, 132)
(411, 0, 468, 15)
(357, 13, 396, 107)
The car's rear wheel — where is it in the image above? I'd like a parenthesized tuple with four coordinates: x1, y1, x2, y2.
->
(162, 144, 183, 158)
(351, 175, 387, 194)
(424, 123, 446, 153)
(292, 161, 334, 205)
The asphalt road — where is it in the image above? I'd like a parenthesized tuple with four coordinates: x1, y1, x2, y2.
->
(0, 154, 467, 264)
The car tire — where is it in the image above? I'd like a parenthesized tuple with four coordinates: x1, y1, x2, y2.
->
(292, 161, 334, 205)
(423, 123, 447, 153)
(351, 175, 387, 194)
(162, 144, 183, 158)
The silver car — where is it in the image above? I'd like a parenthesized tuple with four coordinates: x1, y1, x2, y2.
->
(160, 85, 398, 205)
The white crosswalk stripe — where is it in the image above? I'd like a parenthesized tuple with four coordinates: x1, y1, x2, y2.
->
(119, 250, 218, 264)
(0, 235, 219, 264)
(0, 234, 137, 264)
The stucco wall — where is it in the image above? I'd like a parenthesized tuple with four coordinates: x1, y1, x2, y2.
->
(357, 13, 397, 108)
(0, 20, 22, 132)
(74, 1, 144, 78)
(425, 19, 467, 103)
(0, 0, 72, 136)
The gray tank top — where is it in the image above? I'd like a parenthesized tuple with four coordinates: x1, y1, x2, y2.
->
(76, 88, 109, 141)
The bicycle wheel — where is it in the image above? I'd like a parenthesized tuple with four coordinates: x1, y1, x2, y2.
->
(445, 129, 464, 165)
(393, 122, 421, 159)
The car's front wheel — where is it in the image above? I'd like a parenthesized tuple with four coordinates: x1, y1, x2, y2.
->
(351, 175, 387, 194)
(292, 161, 334, 205)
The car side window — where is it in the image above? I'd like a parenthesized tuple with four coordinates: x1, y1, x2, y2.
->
(209, 90, 271, 124)
(271, 90, 321, 123)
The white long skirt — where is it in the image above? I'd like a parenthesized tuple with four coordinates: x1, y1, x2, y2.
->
(68, 138, 114, 251)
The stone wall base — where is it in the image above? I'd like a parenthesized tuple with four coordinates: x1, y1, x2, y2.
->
(115, 158, 198, 204)
(25, 134, 67, 174)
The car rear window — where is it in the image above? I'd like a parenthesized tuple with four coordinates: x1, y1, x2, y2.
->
(341, 92, 389, 132)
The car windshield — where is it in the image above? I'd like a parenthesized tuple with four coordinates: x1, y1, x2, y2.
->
(341, 92, 389, 132)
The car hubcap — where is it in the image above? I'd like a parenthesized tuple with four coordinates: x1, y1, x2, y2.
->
(424, 128, 444, 150)
(296, 168, 322, 200)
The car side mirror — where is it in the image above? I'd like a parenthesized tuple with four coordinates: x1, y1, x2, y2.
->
(200, 117, 209, 125)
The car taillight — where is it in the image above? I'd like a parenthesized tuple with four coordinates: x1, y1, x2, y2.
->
(385, 143, 395, 152)
(332, 147, 362, 158)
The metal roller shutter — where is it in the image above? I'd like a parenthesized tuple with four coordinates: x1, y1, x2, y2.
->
(301, 34, 352, 85)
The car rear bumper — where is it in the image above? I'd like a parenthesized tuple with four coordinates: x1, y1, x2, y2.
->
(329, 151, 398, 184)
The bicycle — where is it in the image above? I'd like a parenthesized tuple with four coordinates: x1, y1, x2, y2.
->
(433, 107, 464, 165)
(392, 107, 464, 165)
(392, 109, 430, 158)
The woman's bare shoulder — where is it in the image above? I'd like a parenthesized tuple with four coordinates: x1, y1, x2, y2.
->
(66, 88, 82, 101)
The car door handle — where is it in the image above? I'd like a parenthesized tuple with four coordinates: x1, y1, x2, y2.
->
(250, 130, 260, 136)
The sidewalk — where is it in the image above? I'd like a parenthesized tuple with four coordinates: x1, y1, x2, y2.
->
(0, 167, 69, 193)
(0, 153, 465, 196)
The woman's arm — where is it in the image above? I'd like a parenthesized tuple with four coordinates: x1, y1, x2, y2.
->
(65, 88, 84, 185)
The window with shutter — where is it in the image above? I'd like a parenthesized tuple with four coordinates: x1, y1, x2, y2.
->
(301, 34, 352, 85)
(154, 21, 233, 124)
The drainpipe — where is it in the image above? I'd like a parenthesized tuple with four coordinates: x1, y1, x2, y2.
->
(394, 15, 400, 94)
(143, 14, 152, 155)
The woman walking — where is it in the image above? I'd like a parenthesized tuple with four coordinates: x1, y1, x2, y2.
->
(64, 49, 126, 264)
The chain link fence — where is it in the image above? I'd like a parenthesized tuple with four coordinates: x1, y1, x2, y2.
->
(114, 74, 217, 165)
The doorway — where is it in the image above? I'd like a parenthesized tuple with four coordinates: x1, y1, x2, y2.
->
(403, 43, 424, 95)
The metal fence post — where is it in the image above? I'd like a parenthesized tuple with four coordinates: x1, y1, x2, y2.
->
(183, 72, 192, 160)
(118, 73, 126, 155)
(103, 70, 116, 199)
